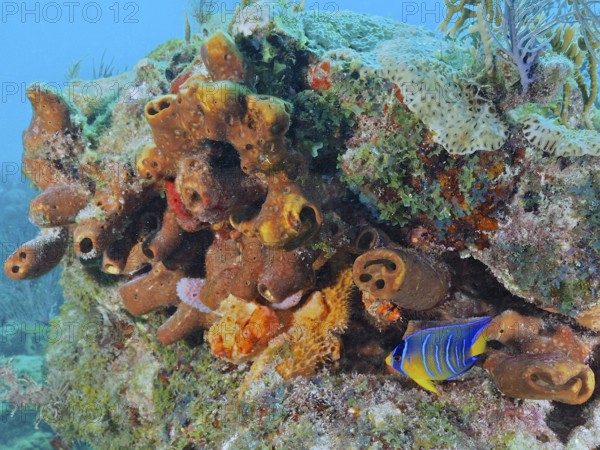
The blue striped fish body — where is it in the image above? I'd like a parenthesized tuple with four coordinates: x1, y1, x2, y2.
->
(386, 316, 493, 393)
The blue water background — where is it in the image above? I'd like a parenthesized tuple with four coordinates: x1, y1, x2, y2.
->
(0, 0, 442, 164)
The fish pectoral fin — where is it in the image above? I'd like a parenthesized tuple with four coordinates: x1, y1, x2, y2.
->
(413, 378, 439, 394)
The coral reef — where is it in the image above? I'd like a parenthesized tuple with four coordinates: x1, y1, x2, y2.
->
(469, 155, 599, 327)
(2, 3, 600, 449)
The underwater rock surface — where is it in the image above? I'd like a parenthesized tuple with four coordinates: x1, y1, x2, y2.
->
(2, 2, 600, 449)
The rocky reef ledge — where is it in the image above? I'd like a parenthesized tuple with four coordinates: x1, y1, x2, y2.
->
(2, 2, 599, 449)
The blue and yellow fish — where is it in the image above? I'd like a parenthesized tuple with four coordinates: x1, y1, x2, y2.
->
(385, 316, 493, 393)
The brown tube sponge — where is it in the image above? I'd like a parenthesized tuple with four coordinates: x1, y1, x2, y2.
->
(119, 263, 185, 316)
(350, 227, 381, 254)
(144, 95, 187, 159)
(200, 31, 249, 83)
(120, 241, 153, 276)
(230, 172, 322, 249)
(29, 183, 90, 227)
(102, 208, 162, 275)
(144, 209, 184, 262)
(487, 311, 592, 364)
(135, 145, 173, 182)
(22, 86, 83, 162)
(142, 99, 228, 178)
(157, 303, 217, 345)
(257, 248, 316, 305)
(23, 158, 75, 191)
(487, 310, 543, 346)
(160, 230, 212, 274)
(352, 247, 449, 310)
(102, 234, 137, 275)
(202, 233, 317, 308)
(484, 352, 595, 405)
(177, 80, 250, 142)
(202, 267, 239, 311)
(175, 155, 266, 223)
(201, 236, 263, 308)
(229, 94, 292, 173)
(4, 227, 68, 280)
(576, 305, 600, 332)
(521, 325, 592, 365)
(73, 171, 152, 259)
(145, 72, 292, 174)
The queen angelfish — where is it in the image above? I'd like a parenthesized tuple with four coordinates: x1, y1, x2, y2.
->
(385, 316, 493, 393)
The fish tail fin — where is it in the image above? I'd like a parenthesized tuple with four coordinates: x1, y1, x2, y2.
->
(470, 317, 493, 357)
(414, 378, 439, 394)
(470, 331, 488, 357)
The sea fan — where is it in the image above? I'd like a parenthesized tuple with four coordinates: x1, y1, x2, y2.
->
(488, 0, 564, 94)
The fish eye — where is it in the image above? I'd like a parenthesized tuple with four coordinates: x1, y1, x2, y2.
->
(393, 356, 401, 362)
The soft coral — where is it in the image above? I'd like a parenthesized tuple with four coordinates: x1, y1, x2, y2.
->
(490, 0, 563, 94)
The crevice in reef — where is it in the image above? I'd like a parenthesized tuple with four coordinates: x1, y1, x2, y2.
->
(546, 402, 593, 443)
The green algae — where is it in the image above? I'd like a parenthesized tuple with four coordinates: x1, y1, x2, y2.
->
(337, 76, 506, 242)
(291, 89, 350, 162)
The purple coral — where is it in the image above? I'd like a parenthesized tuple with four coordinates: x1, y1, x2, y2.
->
(489, 0, 563, 94)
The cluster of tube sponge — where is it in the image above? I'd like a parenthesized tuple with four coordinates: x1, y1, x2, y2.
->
(485, 311, 595, 405)
(4, 31, 352, 386)
(124, 32, 326, 352)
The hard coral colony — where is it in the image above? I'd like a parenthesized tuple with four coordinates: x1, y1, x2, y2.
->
(3, 0, 600, 447)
